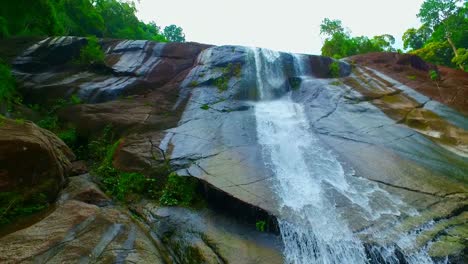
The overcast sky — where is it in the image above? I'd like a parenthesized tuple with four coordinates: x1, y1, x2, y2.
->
(135, 0, 424, 55)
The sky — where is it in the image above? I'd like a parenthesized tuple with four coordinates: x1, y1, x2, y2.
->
(135, 0, 425, 55)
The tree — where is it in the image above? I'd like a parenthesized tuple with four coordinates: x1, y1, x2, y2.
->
(163, 25, 185, 42)
(319, 18, 346, 37)
(372, 34, 396, 52)
(452, 48, 468, 70)
(402, 25, 432, 50)
(320, 18, 396, 58)
(417, 0, 465, 69)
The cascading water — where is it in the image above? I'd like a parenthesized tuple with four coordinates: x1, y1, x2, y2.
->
(251, 48, 438, 264)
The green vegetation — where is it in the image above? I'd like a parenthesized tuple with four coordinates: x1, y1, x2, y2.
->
(159, 172, 197, 206)
(0, 192, 48, 225)
(214, 77, 229, 91)
(77, 36, 105, 65)
(214, 63, 242, 91)
(256, 220, 267, 232)
(163, 24, 185, 42)
(189, 80, 199, 87)
(429, 70, 440, 81)
(320, 1, 467, 72)
(403, 0, 468, 71)
(200, 104, 210, 110)
(329, 61, 341, 78)
(0, 60, 19, 106)
(407, 75, 417, 80)
(87, 125, 196, 206)
(330, 80, 344, 86)
(320, 18, 396, 59)
(33, 96, 84, 155)
(0, 0, 184, 42)
(93, 138, 159, 201)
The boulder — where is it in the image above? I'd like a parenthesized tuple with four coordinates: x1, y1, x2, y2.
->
(0, 175, 163, 264)
(0, 118, 75, 201)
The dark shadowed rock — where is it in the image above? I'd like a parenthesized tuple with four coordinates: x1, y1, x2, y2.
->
(0, 118, 75, 201)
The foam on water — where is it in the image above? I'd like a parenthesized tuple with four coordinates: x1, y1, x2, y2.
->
(252, 48, 437, 264)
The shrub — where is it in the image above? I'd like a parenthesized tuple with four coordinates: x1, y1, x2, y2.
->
(256, 220, 267, 232)
(37, 116, 59, 130)
(78, 36, 105, 65)
(159, 172, 196, 206)
(329, 61, 340, 78)
(57, 127, 78, 148)
(0, 60, 17, 104)
(214, 77, 229, 91)
(0, 192, 48, 226)
(70, 94, 82, 105)
(0, 16, 9, 38)
(429, 70, 439, 81)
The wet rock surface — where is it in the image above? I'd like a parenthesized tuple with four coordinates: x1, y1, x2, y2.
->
(1, 37, 467, 262)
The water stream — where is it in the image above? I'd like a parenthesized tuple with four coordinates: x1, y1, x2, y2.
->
(251, 48, 438, 264)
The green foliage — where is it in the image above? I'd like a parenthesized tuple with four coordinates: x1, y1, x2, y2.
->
(225, 63, 242, 77)
(37, 115, 59, 130)
(14, 118, 25, 124)
(0, 0, 172, 41)
(200, 104, 210, 110)
(88, 127, 162, 201)
(35, 96, 83, 154)
(78, 36, 105, 65)
(0, 60, 17, 105)
(329, 61, 340, 78)
(417, 0, 462, 29)
(320, 18, 396, 58)
(411, 41, 455, 67)
(402, 26, 432, 50)
(256, 220, 267, 232)
(189, 80, 199, 87)
(159, 172, 196, 206)
(429, 70, 440, 81)
(70, 94, 82, 105)
(163, 24, 185, 42)
(407, 75, 417, 80)
(213, 63, 242, 91)
(0, 16, 9, 38)
(0, 192, 48, 226)
(320, 18, 346, 37)
(406, 0, 468, 70)
(452, 48, 468, 70)
(57, 127, 78, 148)
(330, 80, 344, 86)
(214, 77, 229, 91)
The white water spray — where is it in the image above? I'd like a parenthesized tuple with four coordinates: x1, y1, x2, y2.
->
(252, 48, 437, 264)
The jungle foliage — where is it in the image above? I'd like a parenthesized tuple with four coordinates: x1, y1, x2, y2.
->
(0, 0, 185, 42)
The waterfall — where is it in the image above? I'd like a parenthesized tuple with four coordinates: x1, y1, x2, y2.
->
(251, 48, 437, 264)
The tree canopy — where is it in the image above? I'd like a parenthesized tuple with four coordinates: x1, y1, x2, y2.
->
(320, 18, 396, 59)
(405, 0, 468, 70)
(0, 0, 185, 43)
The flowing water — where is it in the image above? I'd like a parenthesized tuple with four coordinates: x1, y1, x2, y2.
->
(251, 48, 438, 264)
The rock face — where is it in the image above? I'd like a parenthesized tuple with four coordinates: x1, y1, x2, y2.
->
(1, 37, 467, 263)
(0, 118, 74, 200)
(0, 175, 165, 264)
(0, 174, 283, 264)
(349, 52, 468, 116)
